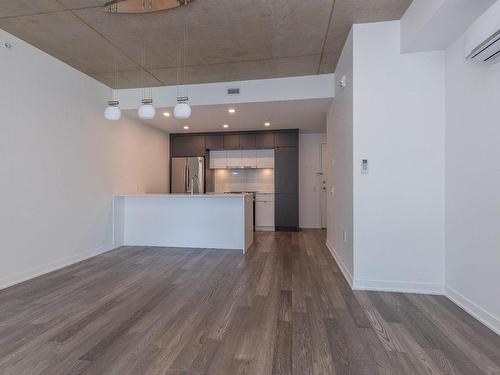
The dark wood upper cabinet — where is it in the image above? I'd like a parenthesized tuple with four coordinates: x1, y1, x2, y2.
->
(275, 131, 299, 148)
(256, 132, 275, 149)
(239, 133, 256, 149)
(274, 146, 298, 194)
(171, 135, 206, 157)
(205, 134, 224, 150)
(223, 134, 240, 149)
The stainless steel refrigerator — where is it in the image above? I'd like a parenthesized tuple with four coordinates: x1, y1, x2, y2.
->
(171, 157, 205, 194)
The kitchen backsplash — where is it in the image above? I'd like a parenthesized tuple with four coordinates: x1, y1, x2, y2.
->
(214, 169, 274, 193)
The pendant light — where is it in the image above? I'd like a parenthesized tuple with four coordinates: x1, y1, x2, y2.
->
(105, 100, 121, 121)
(104, 4, 121, 121)
(138, 98, 156, 119)
(174, 18, 191, 119)
(174, 97, 191, 119)
(138, 46, 156, 119)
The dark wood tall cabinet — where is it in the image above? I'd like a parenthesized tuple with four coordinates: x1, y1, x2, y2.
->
(274, 130, 299, 231)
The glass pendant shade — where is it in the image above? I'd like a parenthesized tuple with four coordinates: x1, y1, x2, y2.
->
(138, 99, 156, 119)
(104, 101, 121, 121)
(174, 102, 191, 119)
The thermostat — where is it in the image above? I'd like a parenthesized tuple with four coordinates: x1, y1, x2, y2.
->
(361, 159, 368, 174)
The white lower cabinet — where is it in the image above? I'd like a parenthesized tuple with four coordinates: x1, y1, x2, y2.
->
(255, 193, 274, 230)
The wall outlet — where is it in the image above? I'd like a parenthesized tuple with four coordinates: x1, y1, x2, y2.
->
(342, 230, 347, 242)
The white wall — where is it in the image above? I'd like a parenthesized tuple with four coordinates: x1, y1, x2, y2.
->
(445, 33, 500, 334)
(117, 74, 335, 109)
(299, 133, 326, 229)
(400, 0, 495, 53)
(352, 21, 446, 293)
(327, 7, 500, 334)
(326, 29, 354, 285)
(0, 29, 169, 289)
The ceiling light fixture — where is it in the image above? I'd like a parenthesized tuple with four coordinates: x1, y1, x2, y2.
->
(138, 48, 156, 120)
(104, 0, 192, 14)
(174, 97, 191, 119)
(138, 98, 156, 119)
(228, 108, 235, 114)
(264, 122, 271, 127)
(223, 124, 229, 128)
(163, 111, 170, 117)
(174, 15, 192, 120)
(104, 100, 121, 121)
(103, 6, 121, 121)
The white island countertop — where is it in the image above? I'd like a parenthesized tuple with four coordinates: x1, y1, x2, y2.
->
(114, 193, 251, 198)
(113, 193, 254, 252)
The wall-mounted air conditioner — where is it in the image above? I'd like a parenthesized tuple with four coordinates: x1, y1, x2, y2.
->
(465, 2, 500, 65)
(467, 29, 500, 64)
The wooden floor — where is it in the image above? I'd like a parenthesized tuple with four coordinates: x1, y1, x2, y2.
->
(0, 230, 499, 375)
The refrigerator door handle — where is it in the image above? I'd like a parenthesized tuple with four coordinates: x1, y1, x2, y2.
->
(187, 161, 191, 193)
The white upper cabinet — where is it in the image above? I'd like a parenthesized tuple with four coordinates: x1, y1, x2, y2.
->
(256, 149, 274, 168)
(209, 149, 274, 169)
(226, 150, 242, 168)
(241, 150, 257, 168)
(209, 150, 227, 169)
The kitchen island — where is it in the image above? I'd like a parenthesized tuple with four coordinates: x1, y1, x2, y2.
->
(113, 194, 254, 253)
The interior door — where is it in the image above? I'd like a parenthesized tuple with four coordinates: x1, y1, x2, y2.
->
(320, 143, 328, 229)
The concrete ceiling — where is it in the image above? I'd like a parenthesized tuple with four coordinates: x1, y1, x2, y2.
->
(124, 98, 332, 133)
(0, 0, 411, 88)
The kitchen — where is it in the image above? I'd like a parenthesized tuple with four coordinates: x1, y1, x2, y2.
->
(114, 129, 299, 253)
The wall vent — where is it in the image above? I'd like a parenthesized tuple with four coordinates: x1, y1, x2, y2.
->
(227, 87, 240, 95)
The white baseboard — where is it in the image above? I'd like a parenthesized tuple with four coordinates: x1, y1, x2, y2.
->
(325, 241, 353, 288)
(324, 241, 498, 336)
(0, 243, 115, 291)
(446, 285, 500, 335)
(353, 278, 444, 295)
(255, 226, 275, 232)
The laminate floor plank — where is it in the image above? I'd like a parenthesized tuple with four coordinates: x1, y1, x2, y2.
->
(0, 230, 498, 375)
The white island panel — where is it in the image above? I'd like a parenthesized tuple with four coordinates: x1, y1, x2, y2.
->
(113, 194, 253, 252)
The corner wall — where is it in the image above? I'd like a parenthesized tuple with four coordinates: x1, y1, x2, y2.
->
(328, 13, 500, 335)
(0, 29, 169, 289)
(352, 21, 446, 293)
(326, 30, 354, 285)
(445, 33, 500, 334)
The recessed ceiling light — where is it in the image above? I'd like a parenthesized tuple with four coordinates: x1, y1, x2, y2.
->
(264, 122, 271, 127)
(183, 125, 189, 130)
(163, 112, 170, 117)
(228, 108, 236, 114)
(223, 124, 229, 128)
